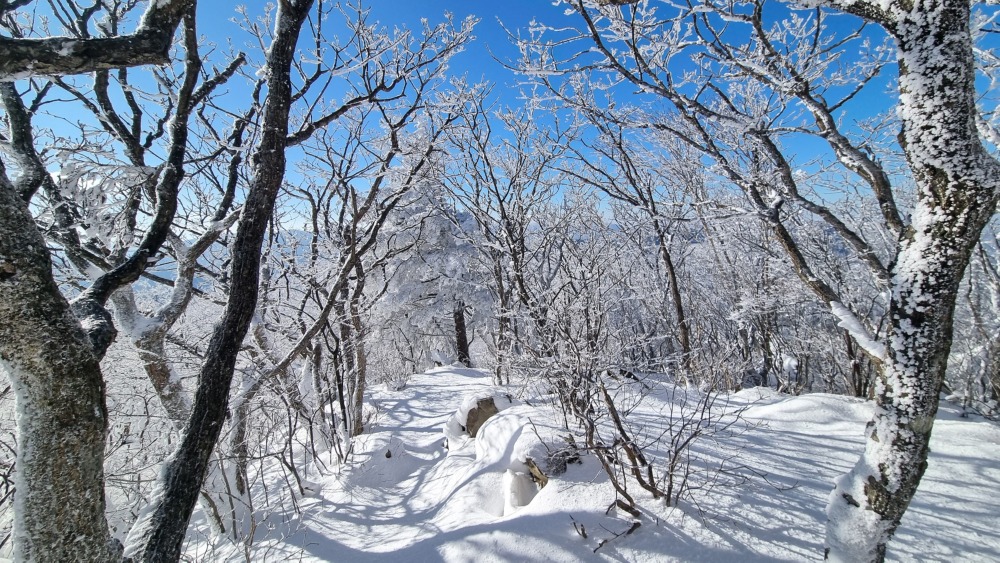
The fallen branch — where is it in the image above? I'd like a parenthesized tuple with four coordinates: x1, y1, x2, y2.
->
(593, 520, 641, 553)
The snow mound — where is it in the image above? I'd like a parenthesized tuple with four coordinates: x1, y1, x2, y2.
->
(184, 367, 1000, 562)
(744, 393, 872, 425)
(442, 399, 551, 519)
(443, 391, 513, 447)
(342, 433, 414, 488)
(475, 407, 550, 515)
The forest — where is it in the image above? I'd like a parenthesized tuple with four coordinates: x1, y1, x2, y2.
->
(0, 0, 998, 561)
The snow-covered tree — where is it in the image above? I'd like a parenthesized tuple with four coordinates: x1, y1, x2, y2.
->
(562, 115, 696, 373)
(255, 74, 474, 447)
(0, 1, 475, 560)
(444, 99, 575, 383)
(0, 0, 235, 557)
(0, 0, 192, 78)
(949, 221, 1000, 412)
(125, 6, 475, 559)
(518, 0, 999, 560)
(371, 202, 493, 373)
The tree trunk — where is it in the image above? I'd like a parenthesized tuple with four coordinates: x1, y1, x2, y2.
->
(332, 337, 351, 445)
(454, 300, 472, 367)
(0, 176, 116, 562)
(122, 2, 315, 560)
(136, 335, 190, 424)
(843, 330, 871, 399)
(493, 256, 513, 385)
(825, 2, 1000, 560)
(652, 219, 691, 373)
(350, 295, 368, 437)
(111, 287, 190, 424)
(495, 308, 512, 385)
(333, 293, 357, 435)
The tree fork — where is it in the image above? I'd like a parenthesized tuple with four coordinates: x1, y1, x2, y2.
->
(122, 1, 315, 560)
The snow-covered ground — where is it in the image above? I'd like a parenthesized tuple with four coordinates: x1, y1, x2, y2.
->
(196, 366, 1000, 562)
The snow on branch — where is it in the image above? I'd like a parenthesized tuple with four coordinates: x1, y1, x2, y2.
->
(830, 301, 886, 362)
(795, 0, 892, 27)
(0, 0, 194, 80)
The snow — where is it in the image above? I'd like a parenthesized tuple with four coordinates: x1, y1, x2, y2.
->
(830, 301, 886, 361)
(181, 366, 1000, 562)
(443, 389, 513, 449)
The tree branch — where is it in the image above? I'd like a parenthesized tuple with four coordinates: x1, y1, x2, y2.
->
(0, 0, 195, 80)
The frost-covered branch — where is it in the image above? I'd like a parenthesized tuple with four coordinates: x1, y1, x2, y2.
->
(268, 94, 466, 384)
(829, 301, 886, 363)
(518, 3, 1000, 559)
(65, 10, 241, 356)
(796, 0, 892, 26)
(0, 0, 194, 80)
(284, 10, 475, 147)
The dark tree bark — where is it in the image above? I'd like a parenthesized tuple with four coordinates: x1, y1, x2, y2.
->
(0, 174, 117, 562)
(70, 6, 232, 357)
(652, 218, 691, 372)
(0, 4, 210, 559)
(454, 300, 472, 367)
(0, 0, 194, 80)
(350, 293, 368, 436)
(122, 2, 316, 560)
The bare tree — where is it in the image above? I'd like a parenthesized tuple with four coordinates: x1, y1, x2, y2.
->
(2, 0, 474, 559)
(519, 0, 999, 560)
(119, 1, 374, 558)
(0, 0, 239, 557)
(257, 75, 472, 449)
(444, 99, 574, 383)
(562, 113, 697, 374)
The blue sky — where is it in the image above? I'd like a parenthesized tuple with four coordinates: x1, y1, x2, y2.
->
(22, 0, 906, 189)
(200, 1, 561, 98)
(37, 1, 1000, 184)
(194, 1, 907, 139)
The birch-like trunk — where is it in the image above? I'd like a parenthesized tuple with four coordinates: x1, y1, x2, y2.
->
(825, 1, 1000, 560)
(0, 177, 115, 561)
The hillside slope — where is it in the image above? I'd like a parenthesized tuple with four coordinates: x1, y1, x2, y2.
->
(201, 366, 1000, 562)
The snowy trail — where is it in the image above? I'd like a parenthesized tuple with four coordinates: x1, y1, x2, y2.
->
(257, 367, 504, 561)
(216, 369, 1000, 562)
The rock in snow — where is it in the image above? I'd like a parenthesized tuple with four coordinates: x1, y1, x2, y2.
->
(185, 366, 1000, 562)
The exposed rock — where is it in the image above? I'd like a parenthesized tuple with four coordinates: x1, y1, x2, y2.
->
(465, 397, 499, 437)
(543, 442, 581, 477)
